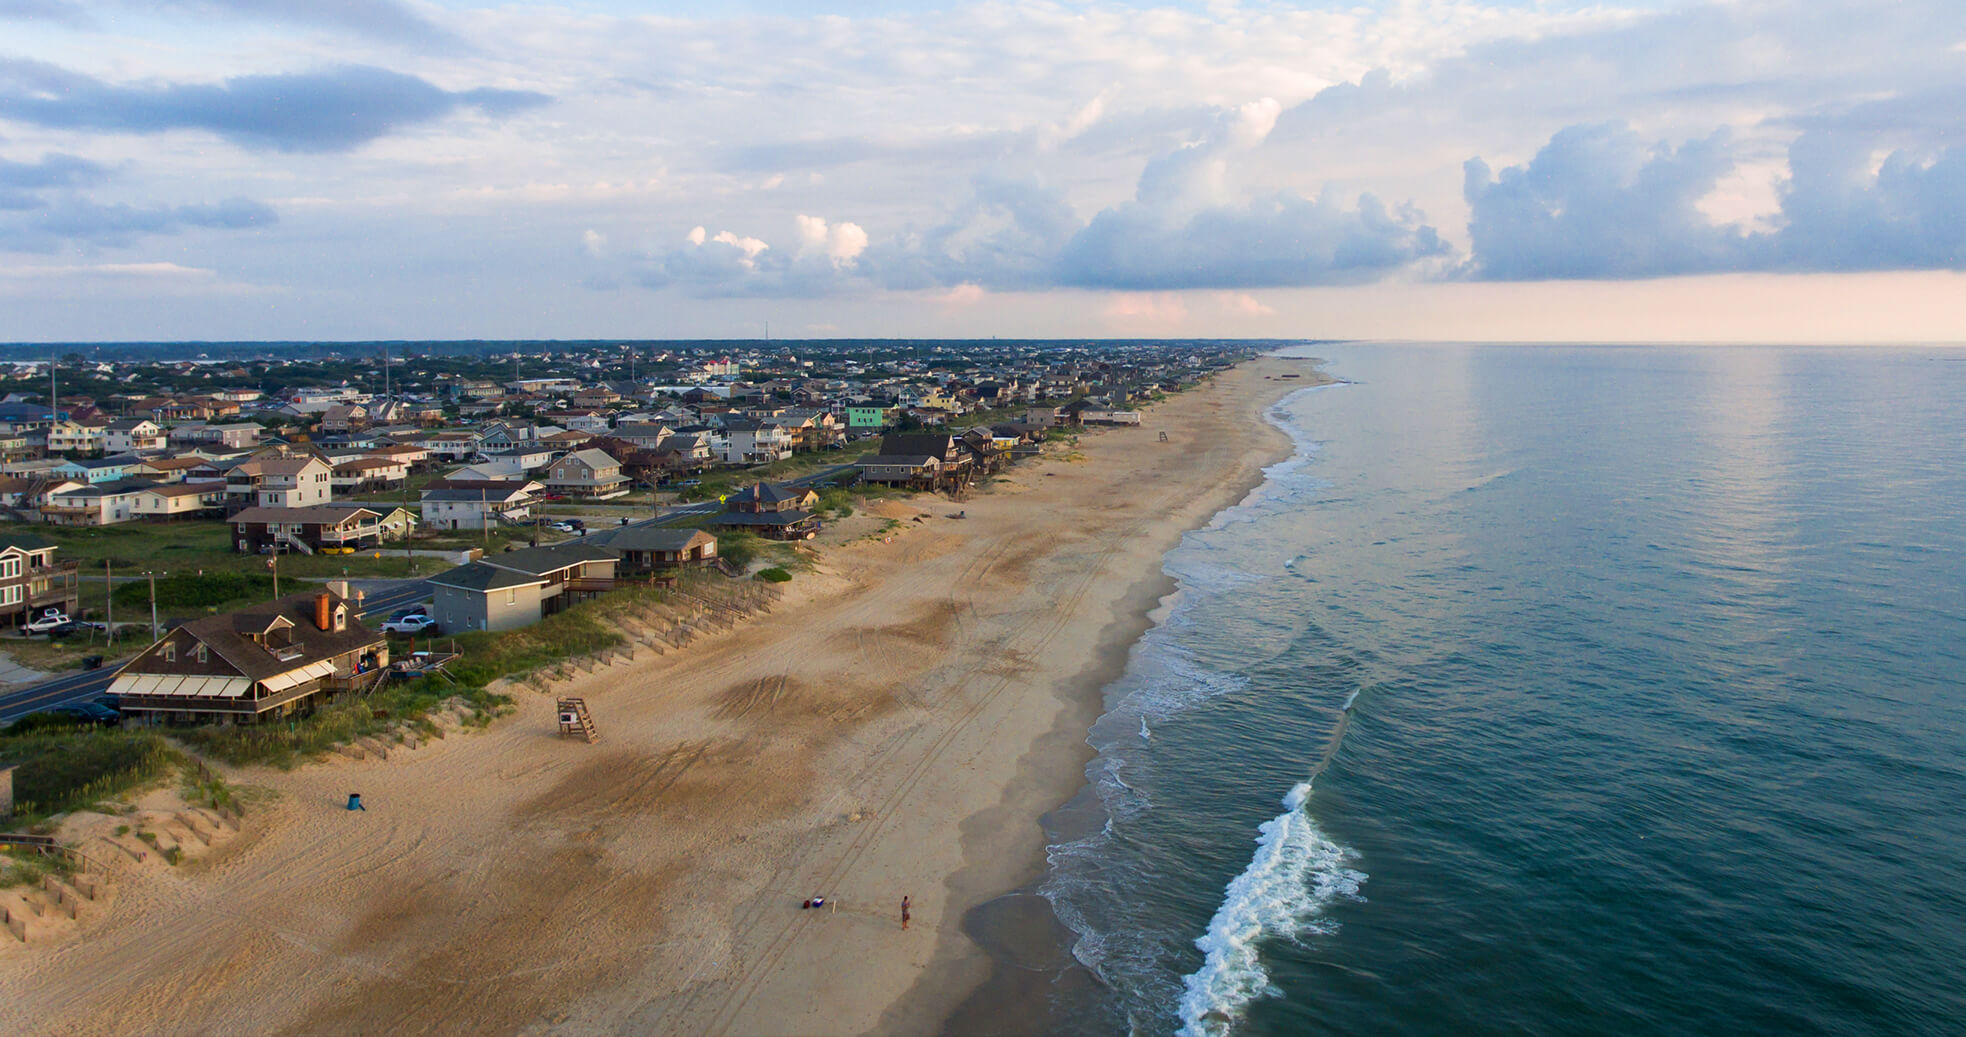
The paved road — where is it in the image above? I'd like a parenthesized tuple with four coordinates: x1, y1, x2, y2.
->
(350, 578, 434, 620)
(0, 667, 119, 725)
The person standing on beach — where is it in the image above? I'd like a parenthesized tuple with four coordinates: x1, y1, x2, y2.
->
(901, 895, 911, 930)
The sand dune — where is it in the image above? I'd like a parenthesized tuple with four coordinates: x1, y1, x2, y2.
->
(0, 357, 1318, 1036)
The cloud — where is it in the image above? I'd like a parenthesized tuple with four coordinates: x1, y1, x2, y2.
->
(1216, 291, 1273, 316)
(934, 283, 985, 307)
(0, 0, 89, 26)
(581, 229, 606, 257)
(0, 60, 549, 153)
(795, 214, 867, 267)
(161, 0, 461, 49)
(1, 195, 275, 252)
(1057, 189, 1446, 290)
(0, 152, 108, 209)
(1102, 292, 1187, 327)
(1462, 122, 1749, 280)
(1462, 116, 1966, 279)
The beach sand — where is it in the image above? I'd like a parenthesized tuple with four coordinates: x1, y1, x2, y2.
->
(0, 356, 1322, 1036)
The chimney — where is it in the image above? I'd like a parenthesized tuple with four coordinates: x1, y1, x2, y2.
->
(314, 592, 333, 632)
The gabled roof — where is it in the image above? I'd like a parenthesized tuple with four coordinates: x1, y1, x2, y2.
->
(429, 561, 547, 593)
(727, 481, 806, 506)
(230, 504, 381, 525)
(557, 447, 620, 469)
(422, 486, 533, 504)
(586, 526, 715, 553)
(168, 591, 382, 684)
(483, 542, 618, 577)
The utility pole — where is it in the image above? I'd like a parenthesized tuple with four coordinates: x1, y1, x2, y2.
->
(146, 571, 159, 642)
(268, 555, 278, 598)
(104, 559, 113, 648)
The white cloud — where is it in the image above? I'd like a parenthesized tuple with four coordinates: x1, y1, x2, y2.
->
(794, 214, 867, 267)
(582, 228, 606, 256)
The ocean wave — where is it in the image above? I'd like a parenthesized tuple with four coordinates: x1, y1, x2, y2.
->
(1176, 783, 1365, 1037)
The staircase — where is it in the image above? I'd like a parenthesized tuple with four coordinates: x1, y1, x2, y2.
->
(556, 697, 598, 743)
(713, 557, 742, 579)
(275, 532, 315, 555)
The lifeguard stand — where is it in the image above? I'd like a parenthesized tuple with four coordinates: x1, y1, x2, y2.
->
(557, 698, 598, 743)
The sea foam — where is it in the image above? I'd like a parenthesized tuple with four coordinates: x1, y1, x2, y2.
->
(1175, 783, 1364, 1037)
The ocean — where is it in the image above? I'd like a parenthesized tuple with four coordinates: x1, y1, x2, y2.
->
(1040, 344, 1966, 1036)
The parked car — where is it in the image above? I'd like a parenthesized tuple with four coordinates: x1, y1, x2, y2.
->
(43, 622, 82, 640)
(565, 519, 586, 531)
(52, 700, 121, 725)
(389, 607, 429, 621)
(24, 609, 71, 634)
(382, 614, 440, 635)
(548, 521, 575, 533)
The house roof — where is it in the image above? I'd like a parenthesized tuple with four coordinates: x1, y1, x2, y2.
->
(0, 533, 56, 552)
(422, 486, 532, 504)
(142, 483, 218, 499)
(727, 481, 806, 506)
(483, 542, 618, 577)
(230, 504, 381, 525)
(587, 526, 716, 552)
(169, 591, 383, 684)
(558, 447, 620, 469)
(855, 454, 939, 466)
(428, 561, 547, 593)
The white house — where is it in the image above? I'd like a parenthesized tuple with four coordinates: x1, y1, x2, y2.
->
(717, 420, 794, 465)
(420, 484, 536, 530)
(104, 418, 167, 454)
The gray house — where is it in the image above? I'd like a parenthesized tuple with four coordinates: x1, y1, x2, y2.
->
(427, 542, 619, 633)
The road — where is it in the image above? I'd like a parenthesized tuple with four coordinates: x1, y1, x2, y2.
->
(0, 666, 119, 725)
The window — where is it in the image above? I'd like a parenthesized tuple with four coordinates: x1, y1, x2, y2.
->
(0, 557, 19, 579)
(0, 585, 20, 606)
(507, 589, 517, 605)
(163, 642, 176, 663)
(195, 644, 207, 663)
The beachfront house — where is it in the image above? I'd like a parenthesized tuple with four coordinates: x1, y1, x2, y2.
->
(105, 590, 389, 722)
(706, 481, 822, 541)
(427, 543, 618, 633)
(586, 526, 718, 575)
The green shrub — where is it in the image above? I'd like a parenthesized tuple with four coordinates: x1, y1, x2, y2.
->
(716, 532, 761, 569)
(0, 730, 178, 823)
(113, 572, 275, 610)
(755, 567, 792, 583)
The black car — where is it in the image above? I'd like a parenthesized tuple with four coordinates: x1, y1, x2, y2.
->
(40, 701, 121, 725)
(43, 622, 82, 639)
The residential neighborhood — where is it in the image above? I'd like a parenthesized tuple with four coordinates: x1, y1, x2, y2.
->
(0, 339, 1246, 732)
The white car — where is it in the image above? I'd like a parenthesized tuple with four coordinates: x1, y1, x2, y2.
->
(24, 609, 71, 633)
(382, 614, 439, 635)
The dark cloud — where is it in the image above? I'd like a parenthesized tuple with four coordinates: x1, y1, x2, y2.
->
(1, 195, 275, 252)
(1462, 122, 1748, 280)
(0, 60, 550, 152)
(0, 152, 108, 209)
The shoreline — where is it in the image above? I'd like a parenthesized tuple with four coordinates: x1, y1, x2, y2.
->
(919, 358, 1325, 1035)
(0, 354, 1326, 1037)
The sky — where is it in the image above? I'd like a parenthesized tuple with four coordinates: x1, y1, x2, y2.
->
(0, 0, 1962, 343)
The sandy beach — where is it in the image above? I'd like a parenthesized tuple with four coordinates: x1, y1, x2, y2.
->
(0, 355, 1321, 1036)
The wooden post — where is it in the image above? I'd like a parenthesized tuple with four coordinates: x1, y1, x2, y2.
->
(0, 763, 15, 820)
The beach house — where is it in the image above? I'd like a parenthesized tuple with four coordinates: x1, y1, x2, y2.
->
(105, 590, 389, 722)
(0, 534, 79, 630)
(427, 543, 618, 632)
